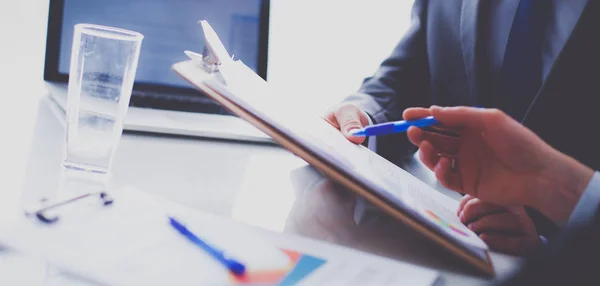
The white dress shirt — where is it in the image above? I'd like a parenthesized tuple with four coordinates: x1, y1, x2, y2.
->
(568, 172, 600, 229)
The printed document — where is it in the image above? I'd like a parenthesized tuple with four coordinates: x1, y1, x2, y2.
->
(0, 187, 439, 286)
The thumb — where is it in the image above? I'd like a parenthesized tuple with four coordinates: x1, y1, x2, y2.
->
(430, 106, 487, 130)
(335, 105, 367, 144)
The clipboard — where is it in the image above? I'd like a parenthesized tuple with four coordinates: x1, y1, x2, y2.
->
(172, 21, 495, 277)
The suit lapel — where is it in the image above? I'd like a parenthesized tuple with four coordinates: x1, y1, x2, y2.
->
(460, 0, 480, 104)
(523, 0, 590, 121)
(540, 0, 589, 85)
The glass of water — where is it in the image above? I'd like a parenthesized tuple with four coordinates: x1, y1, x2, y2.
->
(64, 24, 143, 173)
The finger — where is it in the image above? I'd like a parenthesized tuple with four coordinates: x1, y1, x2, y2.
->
(335, 106, 368, 144)
(402, 108, 431, 121)
(460, 198, 507, 224)
(458, 194, 474, 216)
(335, 105, 367, 133)
(430, 106, 488, 130)
(434, 157, 463, 192)
(479, 234, 532, 256)
(407, 126, 423, 146)
(418, 141, 440, 170)
(421, 131, 460, 156)
(405, 108, 459, 150)
(468, 212, 523, 235)
(324, 110, 341, 130)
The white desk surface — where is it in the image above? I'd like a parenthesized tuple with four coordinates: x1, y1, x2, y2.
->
(0, 0, 520, 285)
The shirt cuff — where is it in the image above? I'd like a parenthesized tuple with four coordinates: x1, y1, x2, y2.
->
(566, 171, 600, 229)
(364, 111, 377, 152)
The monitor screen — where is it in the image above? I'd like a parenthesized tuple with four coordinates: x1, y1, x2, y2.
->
(55, 0, 266, 90)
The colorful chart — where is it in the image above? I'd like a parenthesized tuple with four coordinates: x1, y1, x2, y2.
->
(424, 210, 469, 237)
(230, 249, 327, 285)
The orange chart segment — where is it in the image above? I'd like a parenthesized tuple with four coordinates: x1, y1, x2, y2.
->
(230, 249, 327, 285)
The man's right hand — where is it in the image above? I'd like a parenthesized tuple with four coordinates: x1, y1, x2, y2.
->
(404, 106, 594, 225)
(323, 103, 370, 145)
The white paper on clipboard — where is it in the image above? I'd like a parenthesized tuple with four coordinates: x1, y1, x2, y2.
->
(174, 19, 494, 276)
(207, 59, 488, 251)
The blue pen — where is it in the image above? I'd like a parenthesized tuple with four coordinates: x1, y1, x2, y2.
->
(351, 116, 439, 137)
(168, 216, 246, 276)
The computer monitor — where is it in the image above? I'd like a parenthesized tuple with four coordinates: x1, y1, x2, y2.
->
(44, 0, 269, 111)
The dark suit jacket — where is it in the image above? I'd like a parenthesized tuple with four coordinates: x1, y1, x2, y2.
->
(345, 0, 600, 172)
(501, 202, 600, 285)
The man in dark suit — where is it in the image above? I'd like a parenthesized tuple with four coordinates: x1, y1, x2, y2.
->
(324, 0, 599, 255)
(402, 106, 600, 285)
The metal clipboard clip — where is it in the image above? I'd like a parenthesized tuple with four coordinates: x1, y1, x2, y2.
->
(24, 192, 114, 224)
(184, 20, 235, 84)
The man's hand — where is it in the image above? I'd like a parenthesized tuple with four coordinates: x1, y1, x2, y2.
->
(404, 106, 594, 224)
(458, 195, 541, 256)
(323, 103, 370, 144)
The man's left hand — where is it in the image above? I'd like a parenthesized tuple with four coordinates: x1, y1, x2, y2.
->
(458, 195, 542, 256)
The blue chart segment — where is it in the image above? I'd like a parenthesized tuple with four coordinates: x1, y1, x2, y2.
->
(278, 254, 327, 285)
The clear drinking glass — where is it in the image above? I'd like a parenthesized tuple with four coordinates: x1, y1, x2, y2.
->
(64, 24, 143, 173)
